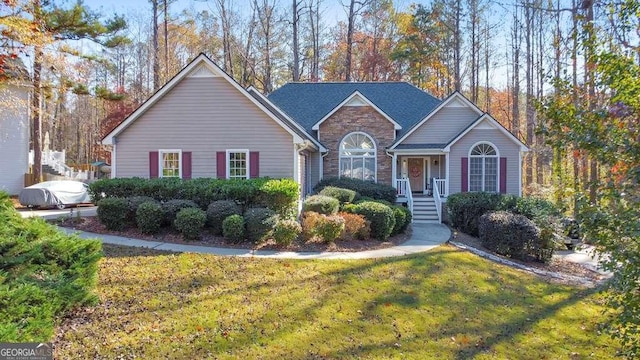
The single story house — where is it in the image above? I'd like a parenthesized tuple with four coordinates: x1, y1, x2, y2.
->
(103, 54, 528, 222)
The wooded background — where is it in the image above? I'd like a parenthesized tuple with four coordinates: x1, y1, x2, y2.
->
(0, 0, 632, 198)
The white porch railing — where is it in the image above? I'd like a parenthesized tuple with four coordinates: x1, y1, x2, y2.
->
(29, 150, 89, 180)
(432, 178, 443, 223)
(396, 178, 413, 218)
(434, 178, 447, 197)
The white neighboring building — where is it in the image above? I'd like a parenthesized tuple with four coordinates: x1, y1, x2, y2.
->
(0, 59, 30, 195)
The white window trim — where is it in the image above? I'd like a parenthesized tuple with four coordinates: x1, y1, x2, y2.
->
(158, 149, 182, 178)
(226, 149, 250, 180)
(468, 141, 499, 192)
(338, 131, 377, 182)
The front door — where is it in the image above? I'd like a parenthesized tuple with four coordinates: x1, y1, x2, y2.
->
(408, 158, 423, 193)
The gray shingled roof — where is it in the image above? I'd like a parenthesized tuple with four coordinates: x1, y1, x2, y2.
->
(267, 82, 442, 139)
(393, 143, 448, 150)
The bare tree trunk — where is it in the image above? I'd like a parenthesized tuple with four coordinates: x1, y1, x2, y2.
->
(584, 0, 597, 203)
(309, 0, 321, 81)
(163, 0, 169, 81)
(525, 1, 535, 188)
(292, 0, 300, 81)
(511, 8, 521, 139)
(32, 46, 43, 182)
(152, 0, 160, 90)
(345, 0, 356, 81)
(453, 0, 462, 91)
(241, 6, 257, 86)
(215, 0, 234, 77)
(571, 0, 580, 215)
(469, 0, 479, 102)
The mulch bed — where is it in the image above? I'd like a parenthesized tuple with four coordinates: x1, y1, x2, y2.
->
(55, 216, 412, 253)
(450, 229, 608, 286)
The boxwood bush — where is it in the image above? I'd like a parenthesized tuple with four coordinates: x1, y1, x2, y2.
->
(174, 208, 207, 240)
(244, 207, 277, 243)
(207, 200, 243, 235)
(319, 186, 357, 204)
(478, 211, 553, 263)
(136, 201, 164, 234)
(347, 201, 395, 241)
(222, 214, 245, 243)
(162, 199, 199, 226)
(302, 195, 340, 215)
(314, 177, 397, 204)
(96, 197, 129, 231)
(127, 196, 158, 220)
(258, 178, 299, 216)
(302, 212, 344, 243)
(391, 206, 412, 235)
(271, 218, 302, 246)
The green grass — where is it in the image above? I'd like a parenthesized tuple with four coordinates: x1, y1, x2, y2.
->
(55, 244, 619, 359)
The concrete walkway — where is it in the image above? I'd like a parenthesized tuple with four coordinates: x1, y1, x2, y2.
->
(57, 222, 452, 260)
(555, 245, 610, 275)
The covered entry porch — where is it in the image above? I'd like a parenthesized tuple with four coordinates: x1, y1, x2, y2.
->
(391, 151, 448, 223)
(392, 153, 448, 198)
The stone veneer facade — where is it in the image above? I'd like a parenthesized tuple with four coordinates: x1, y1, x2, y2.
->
(319, 106, 395, 185)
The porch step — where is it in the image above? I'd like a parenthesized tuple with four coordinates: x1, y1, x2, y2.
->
(410, 197, 440, 222)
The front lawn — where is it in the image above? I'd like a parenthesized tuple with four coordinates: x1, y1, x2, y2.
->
(55, 245, 619, 359)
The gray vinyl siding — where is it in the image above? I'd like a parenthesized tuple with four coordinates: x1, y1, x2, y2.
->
(0, 85, 29, 195)
(403, 106, 479, 144)
(449, 128, 522, 196)
(308, 151, 320, 190)
(115, 76, 294, 178)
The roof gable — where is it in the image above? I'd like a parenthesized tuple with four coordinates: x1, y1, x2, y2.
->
(444, 114, 528, 152)
(102, 53, 308, 145)
(391, 92, 483, 149)
(268, 82, 441, 136)
(312, 91, 401, 130)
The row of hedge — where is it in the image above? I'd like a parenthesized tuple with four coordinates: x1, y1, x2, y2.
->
(0, 192, 101, 341)
(96, 196, 282, 242)
(447, 192, 560, 263)
(89, 177, 299, 216)
(314, 177, 397, 204)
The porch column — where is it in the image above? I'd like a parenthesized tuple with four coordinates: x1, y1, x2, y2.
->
(445, 152, 450, 196)
(391, 153, 397, 188)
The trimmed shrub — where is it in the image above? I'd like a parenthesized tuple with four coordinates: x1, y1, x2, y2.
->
(301, 212, 345, 243)
(302, 195, 339, 215)
(222, 214, 245, 243)
(272, 218, 302, 246)
(207, 200, 243, 235)
(302, 211, 322, 240)
(174, 208, 207, 240)
(391, 206, 412, 235)
(244, 207, 277, 243)
(314, 177, 397, 203)
(446, 192, 505, 236)
(127, 196, 158, 220)
(96, 197, 129, 231)
(136, 201, 164, 234)
(338, 212, 370, 240)
(319, 186, 357, 204)
(162, 199, 199, 226)
(258, 178, 300, 216)
(478, 211, 553, 263)
(348, 201, 395, 241)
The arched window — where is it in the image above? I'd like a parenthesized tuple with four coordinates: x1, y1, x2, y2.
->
(469, 142, 498, 192)
(339, 132, 376, 181)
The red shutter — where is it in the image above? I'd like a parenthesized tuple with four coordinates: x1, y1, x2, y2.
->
(182, 152, 192, 179)
(149, 151, 159, 178)
(500, 157, 507, 193)
(216, 151, 226, 179)
(250, 152, 259, 178)
(461, 157, 468, 192)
